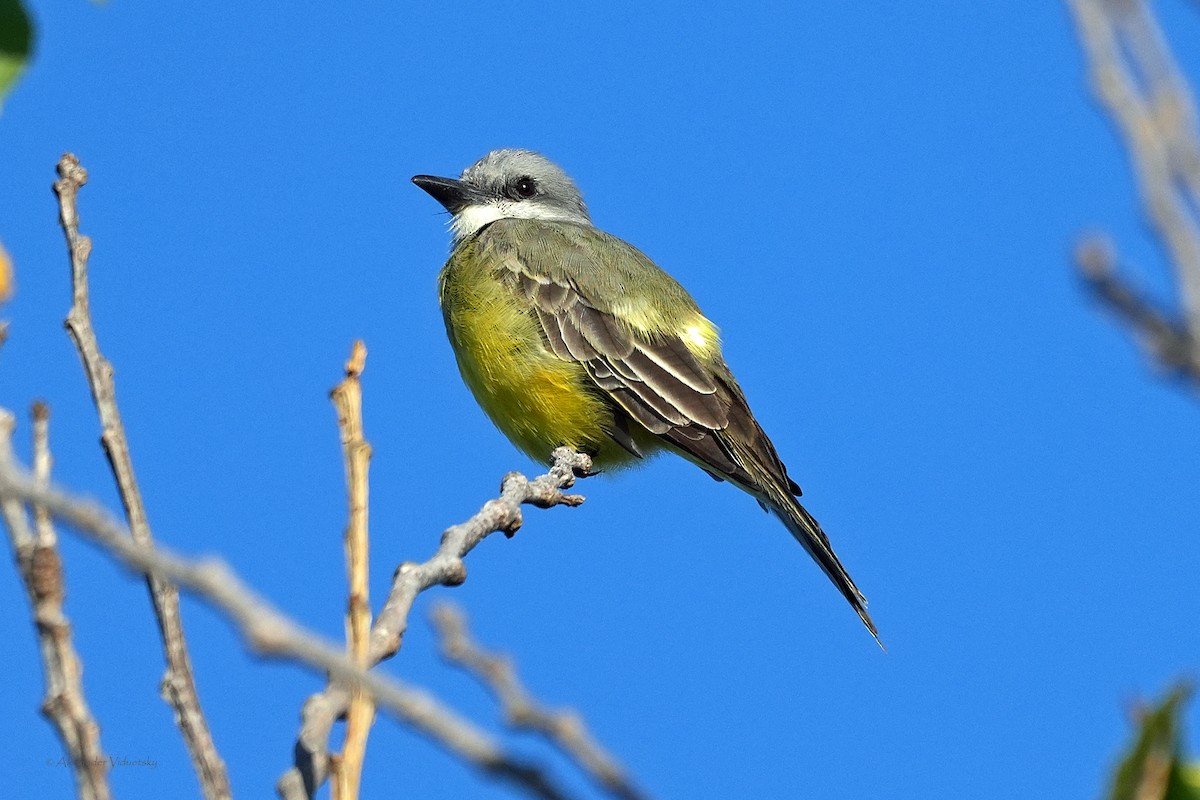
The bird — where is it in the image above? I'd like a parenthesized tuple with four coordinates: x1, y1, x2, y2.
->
(412, 149, 877, 642)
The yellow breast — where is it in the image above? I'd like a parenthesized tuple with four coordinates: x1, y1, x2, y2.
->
(440, 258, 636, 466)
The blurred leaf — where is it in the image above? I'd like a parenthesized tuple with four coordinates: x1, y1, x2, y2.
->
(1183, 763, 1200, 791)
(0, 239, 12, 303)
(0, 0, 33, 110)
(1109, 685, 1200, 800)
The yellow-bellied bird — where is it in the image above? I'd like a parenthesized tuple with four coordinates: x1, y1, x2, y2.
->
(413, 149, 877, 642)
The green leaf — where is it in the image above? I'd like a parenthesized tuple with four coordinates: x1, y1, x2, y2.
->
(1183, 763, 1200, 791)
(1108, 684, 1200, 800)
(0, 0, 33, 110)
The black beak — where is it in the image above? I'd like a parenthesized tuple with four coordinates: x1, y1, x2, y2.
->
(411, 174, 484, 214)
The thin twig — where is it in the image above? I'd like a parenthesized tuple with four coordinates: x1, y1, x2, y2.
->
(431, 602, 649, 800)
(0, 448, 581, 800)
(1067, 0, 1200, 383)
(277, 447, 592, 800)
(53, 153, 232, 799)
(0, 411, 32, 552)
(329, 341, 374, 800)
(0, 408, 110, 800)
(32, 402, 56, 546)
(1075, 237, 1200, 379)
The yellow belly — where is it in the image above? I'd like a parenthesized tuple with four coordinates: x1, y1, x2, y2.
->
(441, 264, 640, 467)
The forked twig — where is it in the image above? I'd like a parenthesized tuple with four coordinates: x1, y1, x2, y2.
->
(1067, 0, 1200, 385)
(0, 451, 583, 800)
(0, 407, 110, 800)
(277, 447, 592, 799)
(432, 602, 648, 800)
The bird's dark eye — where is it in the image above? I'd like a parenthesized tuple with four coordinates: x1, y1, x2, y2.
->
(509, 176, 538, 200)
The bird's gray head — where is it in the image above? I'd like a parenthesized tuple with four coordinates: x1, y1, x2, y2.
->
(412, 149, 591, 241)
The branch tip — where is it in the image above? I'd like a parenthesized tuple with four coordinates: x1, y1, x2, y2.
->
(344, 340, 367, 378)
(55, 153, 88, 187)
(1075, 235, 1116, 279)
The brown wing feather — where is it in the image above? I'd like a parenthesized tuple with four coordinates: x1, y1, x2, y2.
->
(521, 265, 778, 491)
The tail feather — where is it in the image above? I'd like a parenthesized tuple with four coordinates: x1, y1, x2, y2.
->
(634, 362, 880, 644)
(765, 490, 881, 648)
(661, 425, 882, 644)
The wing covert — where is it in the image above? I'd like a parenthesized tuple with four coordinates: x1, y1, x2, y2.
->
(514, 261, 729, 437)
(492, 219, 796, 496)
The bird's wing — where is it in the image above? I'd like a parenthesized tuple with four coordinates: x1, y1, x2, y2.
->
(486, 219, 875, 639)
(491, 223, 738, 464)
(488, 220, 780, 482)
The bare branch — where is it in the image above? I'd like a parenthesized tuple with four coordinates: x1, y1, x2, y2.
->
(278, 446, 592, 799)
(1, 408, 110, 800)
(1067, 0, 1200, 383)
(0, 449, 584, 800)
(431, 602, 649, 800)
(1075, 237, 1200, 379)
(32, 402, 56, 546)
(53, 153, 232, 799)
(0, 411, 33, 553)
(329, 341, 375, 800)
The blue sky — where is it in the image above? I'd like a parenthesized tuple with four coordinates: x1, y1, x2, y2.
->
(2, 2, 1199, 798)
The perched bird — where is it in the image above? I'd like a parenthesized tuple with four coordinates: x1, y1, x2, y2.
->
(413, 149, 877, 641)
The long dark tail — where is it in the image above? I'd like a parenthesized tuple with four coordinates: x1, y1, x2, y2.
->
(665, 420, 882, 645)
(636, 359, 880, 644)
(763, 489, 881, 647)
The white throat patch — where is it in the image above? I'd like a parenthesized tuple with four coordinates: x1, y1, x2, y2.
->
(451, 201, 589, 241)
(451, 204, 508, 241)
